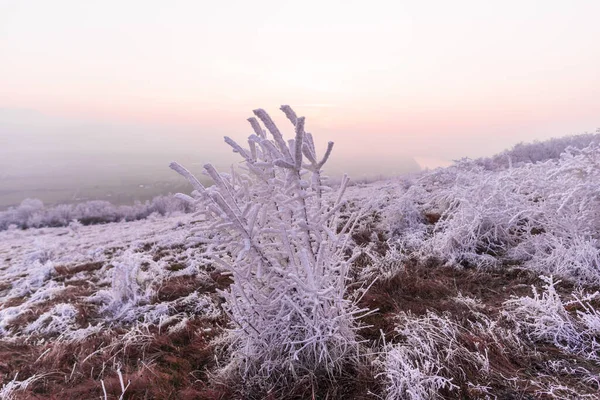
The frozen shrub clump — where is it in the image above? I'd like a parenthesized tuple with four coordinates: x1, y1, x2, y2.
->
(387, 142, 600, 283)
(0, 194, 193, 231)
(475, 131, 600, 170)
(376, 311, 528, 400)
(503, 275, 600, 361)
(171, 106, 366, 388)
(376, 312, 492, 400)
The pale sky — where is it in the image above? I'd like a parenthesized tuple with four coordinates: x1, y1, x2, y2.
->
(1, 0, 599, 175)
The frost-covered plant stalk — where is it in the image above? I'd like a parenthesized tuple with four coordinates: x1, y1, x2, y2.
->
(170, 106, 364, 384)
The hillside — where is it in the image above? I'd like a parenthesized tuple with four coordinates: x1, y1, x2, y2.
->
(1, 133, 600, 399)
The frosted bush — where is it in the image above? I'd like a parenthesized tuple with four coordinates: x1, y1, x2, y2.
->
(388, 142, 600, 283)
(379, 344, 455, 400)
(0, 194, 192, 231)
(358, 244, 405, 281)
(377, 312, 496, 400)
(475, 131, 600, 170)
(376, 309, 534, 400)
(503, 275, 600, 361)
(388, 195, 425, 237)
(68, 219, 83, 233)
(520, 235, 600, 283)
(171, 106, 365, 386)
(427, 166, 541, 268)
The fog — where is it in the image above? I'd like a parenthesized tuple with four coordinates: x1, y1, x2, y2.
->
(0, 108, 421, 209)
(2, 1, 599, 209)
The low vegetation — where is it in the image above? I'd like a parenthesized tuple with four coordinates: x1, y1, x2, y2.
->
(1, 113, 599, 399)
(0, 195, 193, 231)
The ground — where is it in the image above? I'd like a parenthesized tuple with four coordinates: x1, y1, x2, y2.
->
(1, 180, 599, 399)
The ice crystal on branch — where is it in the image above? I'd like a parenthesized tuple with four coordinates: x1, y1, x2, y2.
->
(170, 106, 364, 386)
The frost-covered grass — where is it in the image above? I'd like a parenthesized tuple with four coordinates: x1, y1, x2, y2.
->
(2, 132, 600, 399)
(504, 275, 600, 362)
(0, 213, 215, 336)
(0, 213, 229, 398)
(387, 142, 600, 284)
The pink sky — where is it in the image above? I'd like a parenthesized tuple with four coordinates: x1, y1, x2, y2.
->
(1, 0, 599, 170)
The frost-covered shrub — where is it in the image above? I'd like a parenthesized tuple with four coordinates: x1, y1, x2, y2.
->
(377, 312, 500, 400)
(74, 200, 120, 225)
(87, 251, 164, 322)
(388, 143, 600, 283)
(503, 276, 600, 361)
(171, 106, 364, 386)
(358, 245, 405, 282)
(425, 165, 542, 268)
(377, 313, 459, 400)
(387, 193, 426, 239)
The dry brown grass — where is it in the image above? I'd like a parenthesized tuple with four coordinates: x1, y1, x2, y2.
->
(4, 222, 600, 399)
(1, 317, 231, 400)
(54, 262, 104, 277)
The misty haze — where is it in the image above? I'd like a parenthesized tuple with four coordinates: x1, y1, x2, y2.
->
(0, 107, 423, 210)
(2, 1, 600, 399)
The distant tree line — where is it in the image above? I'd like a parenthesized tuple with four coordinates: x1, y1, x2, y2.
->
(0, 194, 193, 231)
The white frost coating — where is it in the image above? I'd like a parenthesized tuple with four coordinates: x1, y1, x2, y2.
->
(98, 251, 167, 322)
(2, 122, 598, 396)
(176, 291, 221, 319)
(171, 106, 364, 385)
(0, 194, 192, 231)
(25, 303, 78, 335)
(252, 108, 291, 160)
(503, 275, 600, 361)
(376, 311, 521, 400)
(377, 313, 463, 400)
(0, 212, 214, 339)
(387, 143, 600, 284)
(0, 373, 45, 400)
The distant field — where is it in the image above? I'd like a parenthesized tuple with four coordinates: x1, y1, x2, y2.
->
(0, 159, 210, 210)
(0, 178, 192, 210)
(0, 155, 420, 210)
